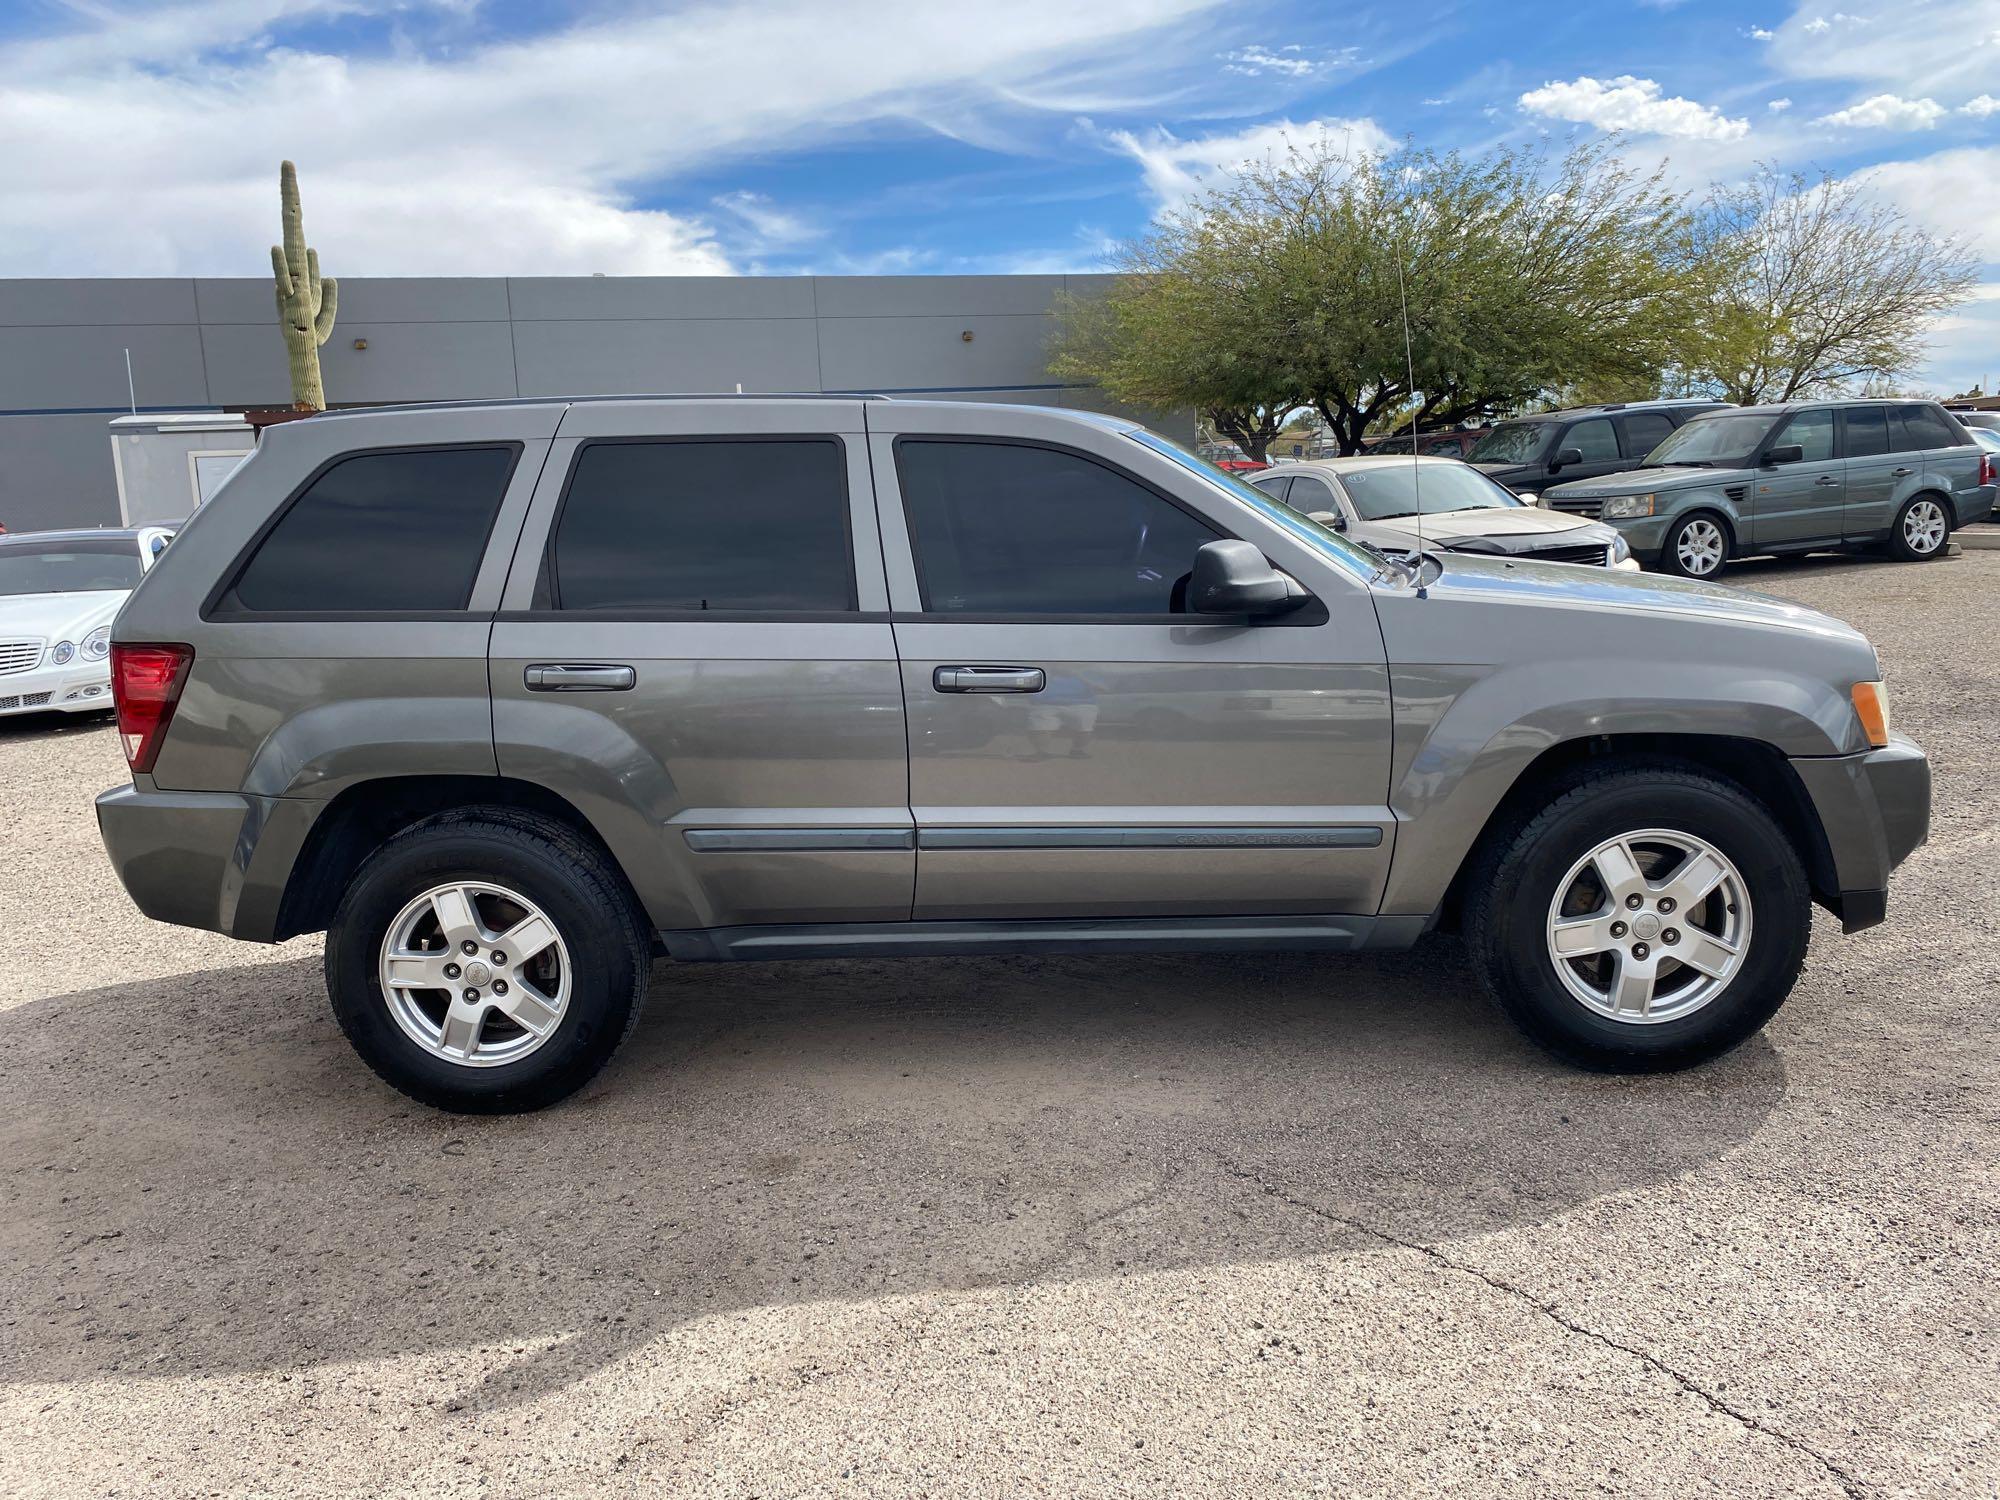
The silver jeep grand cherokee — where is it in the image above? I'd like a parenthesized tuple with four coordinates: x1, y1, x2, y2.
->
(97, 397, 1929, 1113)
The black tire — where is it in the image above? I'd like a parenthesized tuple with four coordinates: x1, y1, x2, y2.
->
(325, 808, 651, 1113)
(1465, 763, 1810, 1073)
(1886, 493, 1951, 562)
(1658, 511, 1732, 580)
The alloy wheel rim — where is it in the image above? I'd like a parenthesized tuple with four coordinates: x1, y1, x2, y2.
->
(1677, 520, 1724, 575)
(1544, 829, 1752, 1025)
(377, 881, 571, 1068)
(1904, 500, 1945, 554)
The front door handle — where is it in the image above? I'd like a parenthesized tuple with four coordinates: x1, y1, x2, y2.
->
(1814, 475, 1841, 487)
(525, 663, 636, 692)
(1891, 467, 1913, 478)
(933, 666, 1046, 694)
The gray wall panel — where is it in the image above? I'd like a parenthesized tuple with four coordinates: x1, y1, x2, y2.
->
(816, 313, 1056, 392)
(0, 413, 124, 529)
(195, 276, 512, 324)
(814, 275, 1067, 318)
(0, 279, 199, 327)
(0, 324, 209, 409)
(508, 276, 816, 321)
(512, 318, 821, 396)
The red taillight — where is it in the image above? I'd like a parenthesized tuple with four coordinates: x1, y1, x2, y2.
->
(1980, 452, 1995, 487)
(110, 643, 193, 775)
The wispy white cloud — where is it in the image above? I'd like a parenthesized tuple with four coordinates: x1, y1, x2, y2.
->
(1220, 44, 1357, 79)
(1101, 117, 1396, 215)
(1768, 97, 1793, 111)
(1962, 94, 2000, 116)
(1517, 74, 1749, 140)
(1814, 93, 1948, 129)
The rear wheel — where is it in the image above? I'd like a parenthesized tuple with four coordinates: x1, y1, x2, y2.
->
(326, 810, 650, 1112)
(1661, 512, 1730, 580)
(1466, 765, 1810, 1072)
(1887, 495, 1949, 561)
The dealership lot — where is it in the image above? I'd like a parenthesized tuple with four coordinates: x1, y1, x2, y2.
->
(1, 553, 1994, 1499)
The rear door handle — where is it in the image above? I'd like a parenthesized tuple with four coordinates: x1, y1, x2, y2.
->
(1814, 475, 1841, 487)
(525, 663, 636, 692)
(933, 666, 1046, 694)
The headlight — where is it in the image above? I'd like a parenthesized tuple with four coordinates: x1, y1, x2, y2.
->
(81, 625, 112, 661)
(49, 640, 75, 666)
(1600, 493, 1656, 520)
(1609, 532, 1632, 564)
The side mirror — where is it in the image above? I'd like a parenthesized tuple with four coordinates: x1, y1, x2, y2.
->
(1306, 509, 1347, 532)
(1551, 447, 1585, 471)
(1764, 443, 1804, 466)
(1189, 539, 1305, 617)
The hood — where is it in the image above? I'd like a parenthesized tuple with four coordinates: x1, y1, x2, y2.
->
(1420, 551, 1868, 645)
(0, 589, 127, 643)
(1365, 507, 1594, 546)
(1544, 464, 1748, 499)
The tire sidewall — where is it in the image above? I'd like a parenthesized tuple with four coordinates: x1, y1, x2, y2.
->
(1661, 512, 1729, 580)
(1889, 495, 1948, 561)
(1486, 779, 1807, 1068)
(327, 825, 643, 1111)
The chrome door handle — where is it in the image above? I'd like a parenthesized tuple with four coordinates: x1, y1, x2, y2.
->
(1814, 475, 1840, 487)
(525, 663, 636, 692)
(1891, 467, 1913, 477)
(933, 666, 1046, 694)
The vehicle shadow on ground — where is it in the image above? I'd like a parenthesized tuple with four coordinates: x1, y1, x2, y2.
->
(0, 709, 114, 745)
(0, 939, 1785, 1410)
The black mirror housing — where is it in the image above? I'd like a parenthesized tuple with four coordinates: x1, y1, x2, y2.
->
(1552, 447, 1585, 470)
(1764, 443, 1804, 466)
(1189, 539, 1304, 616)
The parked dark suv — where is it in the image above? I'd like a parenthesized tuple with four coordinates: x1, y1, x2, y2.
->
(1469, 400, 1732, 502)
(97, 397, 1928, 1112)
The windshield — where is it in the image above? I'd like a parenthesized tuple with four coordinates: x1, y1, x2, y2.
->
(1467, 423, 1552, 465)
(1337, 462, 1520, 520)
(0, 537, 142, 597)
(1124, 429, 1381, 581)
(1644, 413, 1778, 466)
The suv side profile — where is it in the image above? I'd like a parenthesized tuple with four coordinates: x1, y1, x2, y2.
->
(1467, 400, 1730, 502)
(1541, 400, 1996, 580)
(99, 398, 1929, 1112)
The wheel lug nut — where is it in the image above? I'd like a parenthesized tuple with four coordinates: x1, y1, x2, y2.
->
(1658, 897, 1676, 914)
(443, 963, 460, 980)
(1625, 894, 1642, 910)
(491, 951, 507, 966)
(1631, 942, 1650, 961)
(1662, 927, 1680, 945)
(1609, 921, 1627, 938)
(461, 940, 478, 956)
(493, 980, 508, 996)
(462, 988, 479, 1003)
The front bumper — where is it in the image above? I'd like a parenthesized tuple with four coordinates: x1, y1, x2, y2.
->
(1788, 733, 1930, 932)
(96, 782, 324, 941)
(0, 662, 114, 715)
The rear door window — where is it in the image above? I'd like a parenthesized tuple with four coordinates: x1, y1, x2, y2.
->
(1619, 411, 1675, 458)
(222, 445, 518, 613)
(548, 439, 854, 612)
(1844, 407, 1890, 458)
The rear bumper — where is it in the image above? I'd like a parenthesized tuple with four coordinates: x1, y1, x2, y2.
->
(96, 782, 323, 942)
(1788, 734, 1930, 933)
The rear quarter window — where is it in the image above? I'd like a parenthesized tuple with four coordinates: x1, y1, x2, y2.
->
(217, 445, 519, 614)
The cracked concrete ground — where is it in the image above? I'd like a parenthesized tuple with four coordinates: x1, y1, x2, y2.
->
(2, 551, 1995, 1499)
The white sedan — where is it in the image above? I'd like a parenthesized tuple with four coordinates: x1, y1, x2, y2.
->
(0, 527, 174, 717)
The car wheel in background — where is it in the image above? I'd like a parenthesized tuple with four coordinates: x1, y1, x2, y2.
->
(325, 809, 651, 1113)
(1466, 763, 1810, 1073)
(1660, 513, 1731, 580)
(1887, 495, 1950, 561)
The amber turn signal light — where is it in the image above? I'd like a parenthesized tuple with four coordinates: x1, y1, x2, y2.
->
(1850, 681, 1891, 749)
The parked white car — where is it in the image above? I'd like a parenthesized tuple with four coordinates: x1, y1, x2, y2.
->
(0, 527, 174, 717)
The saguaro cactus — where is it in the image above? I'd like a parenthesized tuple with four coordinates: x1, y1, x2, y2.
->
(271, 160, 338, 411)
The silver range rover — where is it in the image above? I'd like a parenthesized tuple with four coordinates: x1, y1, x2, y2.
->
(97, 396, 1926, 1112)
(1251, 455, 1638, 569)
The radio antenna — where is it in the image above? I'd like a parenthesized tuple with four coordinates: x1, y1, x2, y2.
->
(1394, 245, 1428, 595)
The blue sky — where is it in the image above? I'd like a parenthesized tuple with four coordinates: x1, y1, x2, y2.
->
(1, 0, 1995, 390)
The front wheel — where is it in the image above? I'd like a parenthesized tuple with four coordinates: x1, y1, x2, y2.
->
(325, 809, 651, 1112)
(1466, 765, 1810, 1072)
(1660, 512, 1731, 580)
(1887, 495, 1950, 561)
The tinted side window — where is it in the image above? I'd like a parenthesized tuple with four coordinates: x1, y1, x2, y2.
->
(227, 446, 517, 613)
(1777, 409, 1835, 462)
(898, 440, 1220, 614)
(1621, 411, 1674, 457)
(550, 439, 853, 612)
(1892, 404, 1958, 451)
(1250, 474, 1293, 506)
(1845, 406, 1890, 458)
(1565, 418, 1618, 461)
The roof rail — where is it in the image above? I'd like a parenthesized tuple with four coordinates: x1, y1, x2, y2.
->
(309, 391, 902, 418)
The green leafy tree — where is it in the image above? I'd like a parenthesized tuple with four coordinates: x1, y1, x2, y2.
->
(1053, 138, 1729, 454)
(1692, 168, 1977, 404)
